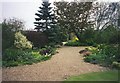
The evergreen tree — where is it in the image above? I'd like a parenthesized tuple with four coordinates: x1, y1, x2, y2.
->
(34, 0, 65, 44)
(34, 0, 56, 32)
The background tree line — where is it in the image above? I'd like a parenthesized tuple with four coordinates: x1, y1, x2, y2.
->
(54, 1, 120, 45)
(2, 1, 120, 49)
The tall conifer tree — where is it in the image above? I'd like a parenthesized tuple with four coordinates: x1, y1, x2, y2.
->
(34, 0, 56, 32)
(34, 0, 64, 44)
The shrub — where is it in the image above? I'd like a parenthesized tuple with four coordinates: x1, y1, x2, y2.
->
(2, 18, 24, 51)
(84, 44, 120, 67)
(14, 32, 32, 49)
(94, 25, 120, 44)
(85, 39, 96, 46)
(41, 55, 52, 61)
(87, 46, 99, 54)
(112, 61, 120, 69)
(2, 48, 42, 67)
(39, 46, 56, 56)
(65, 40, 97, 46)
(25, 31, 48, 48)
(84, 53, 103, 64)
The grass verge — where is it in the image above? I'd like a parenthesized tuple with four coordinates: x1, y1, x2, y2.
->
(65, 70, 118, 81)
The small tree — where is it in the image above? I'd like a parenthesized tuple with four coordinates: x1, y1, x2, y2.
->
(14, 32, 32, 49)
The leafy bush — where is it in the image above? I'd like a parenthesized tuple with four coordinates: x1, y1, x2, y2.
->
(14, 32, 32, 49)
(2, 49, 41, 67)
(2, 46, 56, 67)
(84, 44, 120, 68)
(41, 55, 52, 61)
(84, 53, 103, 64)
(2, 18, 24, 51)
(94, 25, 120, 44)
(39, 46, 56, 56)
(85, 39, 97, 46)
(112, 61, 120, 69)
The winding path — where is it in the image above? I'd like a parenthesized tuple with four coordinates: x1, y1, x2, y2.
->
(2, 46, 108, 81)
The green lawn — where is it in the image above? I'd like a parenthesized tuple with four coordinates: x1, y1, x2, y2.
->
(65, 70, 119, 81)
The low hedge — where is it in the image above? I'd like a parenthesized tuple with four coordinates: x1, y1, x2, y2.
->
(65, 41, 88, 46)
(65, 41, 97, 46)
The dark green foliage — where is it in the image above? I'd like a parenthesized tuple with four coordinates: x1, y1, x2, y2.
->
(54, 2, 93, 41)
(65, 41, 86, 46)
(109, 30, 120, 44)
(2, 46, 56, 67)
(80, 28, 96, 45)
(2, 49, 41, 67)
(112, 61, 120, 69)
(2, 21, 15, 51)
(84, 53, 100, 64)
(39, 46, 56, 56)
(2, 18, 24, 51)
(41, 56, 52, 61)
(94, 25, 120, 44)
(34, 1, 65, 45)
(34, 1, 56, 32)
(84, 44, 120, 67)
(25, 31, 48, 48)
(65, 40, 96, 46)
(47, 25, 67, 44)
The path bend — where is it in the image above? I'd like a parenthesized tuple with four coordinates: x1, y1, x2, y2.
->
(2, 46, 108, 81)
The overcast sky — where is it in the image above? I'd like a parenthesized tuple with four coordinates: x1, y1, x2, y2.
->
(0, 0, 120, 30)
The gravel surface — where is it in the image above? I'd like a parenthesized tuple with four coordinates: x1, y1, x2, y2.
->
(2, 46, 108, 81)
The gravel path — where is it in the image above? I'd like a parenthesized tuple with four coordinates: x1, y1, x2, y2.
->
(2, 46, 108, 81)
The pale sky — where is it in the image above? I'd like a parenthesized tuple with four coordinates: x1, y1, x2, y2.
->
(0, 0, 120, 30)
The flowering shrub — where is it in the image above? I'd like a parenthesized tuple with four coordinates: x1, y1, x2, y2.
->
(14, 32, 32, 49)
(84, 44, 120, 68)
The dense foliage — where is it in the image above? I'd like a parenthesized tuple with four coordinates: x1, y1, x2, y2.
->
(2, 18, 24, 51)
(34, 1, 56, 32)
(39, 46, 56, 56)
(94, 25, 120, 44)
(34, 1, 66, 45)
(84, 44, 120, 69)
(3, 46, 56, 67)
(54, 2, 93, 41)
(2, 18, 57, 67)
(25, 31, 48, 48)
(14, 32, 32, 49)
